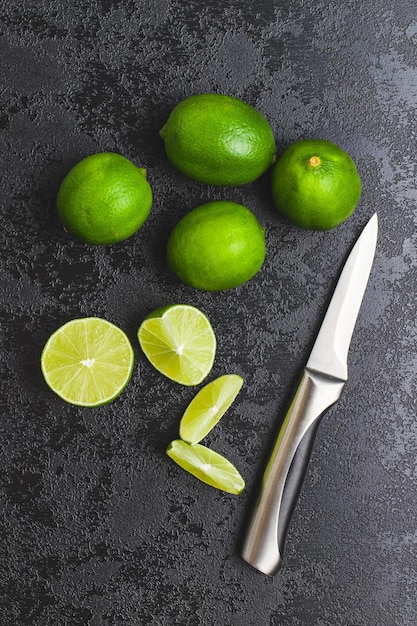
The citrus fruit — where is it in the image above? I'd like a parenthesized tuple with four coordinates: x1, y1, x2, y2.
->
(166, 201, 266, 291)
(137, 304, 216, 386)
(166, 439, 245, 494)
(57, 152, 153, 244)
(41, 317, 134, 407)
(179, 374, 244, 444)
(160, 93, 276, 186)
(271, 139, 362, 230)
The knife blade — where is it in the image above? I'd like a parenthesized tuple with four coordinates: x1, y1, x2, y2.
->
(241, 213, 378, 576)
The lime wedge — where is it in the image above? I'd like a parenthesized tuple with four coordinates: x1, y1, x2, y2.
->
(166, 439, 245, 495)
(179, 374, 244, 444)
(41, 317, 134, 407)
(137, 304, 216, 386)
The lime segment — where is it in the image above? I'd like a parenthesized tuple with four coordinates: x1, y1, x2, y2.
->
(137, 304, 216, 385)
(179, 374, 244, 444)
(166, 439, 245, 495)
(41, 317, 134, 407)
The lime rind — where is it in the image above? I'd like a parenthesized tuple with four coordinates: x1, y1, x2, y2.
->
(160, 94, 276, 186)
(137, 304, 216, 385)
(271, 139, 361, 230)
(179, 374, 244, 444)
(56, 152, 153, 245)
(166, 201, 266, 291)
(41, 317, 134, 407)
(166, 440, 245, 495)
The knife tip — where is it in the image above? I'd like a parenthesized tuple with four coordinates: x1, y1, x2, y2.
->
(364, 212, 378, 238)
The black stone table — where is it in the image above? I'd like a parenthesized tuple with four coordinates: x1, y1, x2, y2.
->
(1, 1, 416, 624)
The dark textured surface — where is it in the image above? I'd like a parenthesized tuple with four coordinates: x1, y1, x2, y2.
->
(1, 1, 416, 624)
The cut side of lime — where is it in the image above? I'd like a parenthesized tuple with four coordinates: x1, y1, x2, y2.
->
(41, 317, 134, 407)
(166, 439, 245, 495)
(137, 304, 216, 386)
(179, 374, 244, 444)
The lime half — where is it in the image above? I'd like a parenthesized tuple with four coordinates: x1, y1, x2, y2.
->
(166, 439, 245, 495)
(41, 317, 134, 407)
(179, 374, 244, 444)
(137, 304, 216, 386)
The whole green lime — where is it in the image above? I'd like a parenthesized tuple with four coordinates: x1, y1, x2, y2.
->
(271, 139, 361, 230)
(57, 152, 153, 244)
(166, 201, 266, 291)
(160, 94, 276, 186)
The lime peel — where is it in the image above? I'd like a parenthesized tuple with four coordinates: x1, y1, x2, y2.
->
(160, 93, 276, 186)
(272, 138, 361, 231)
(167, 201, 266, 291)
(57, 152, 153, 245)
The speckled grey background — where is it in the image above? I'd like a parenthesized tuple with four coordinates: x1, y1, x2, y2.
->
(1, 1, 416, 624)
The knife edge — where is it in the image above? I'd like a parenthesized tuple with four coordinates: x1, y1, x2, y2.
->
(306, 213, 378, 380)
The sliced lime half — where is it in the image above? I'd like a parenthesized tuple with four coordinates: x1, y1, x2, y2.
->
(137, 304, 216, 386)
(41, 317, 134, 407)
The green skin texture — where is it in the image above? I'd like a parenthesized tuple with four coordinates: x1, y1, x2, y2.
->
(167, 201, 266, 291)
(160, 94, 276, 186)
(271, 139, 362, 230)
(57, 152, 153, 245)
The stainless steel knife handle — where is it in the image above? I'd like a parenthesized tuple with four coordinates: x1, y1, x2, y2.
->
(241, 368, 345, 575)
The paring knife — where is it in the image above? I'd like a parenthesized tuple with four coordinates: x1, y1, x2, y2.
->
(241, 213, 378, 576)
